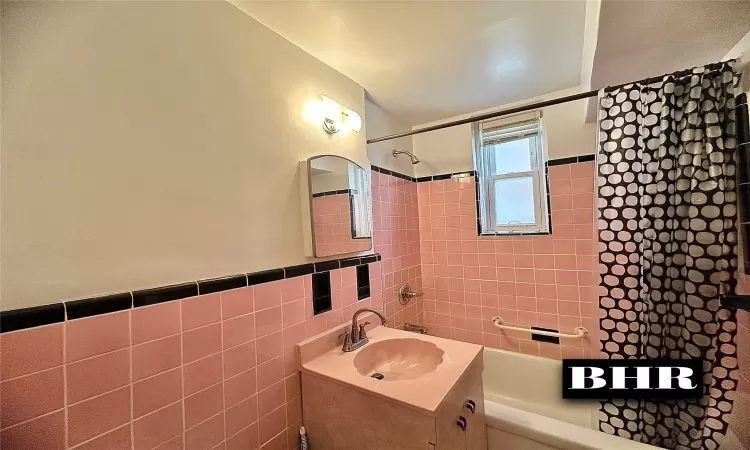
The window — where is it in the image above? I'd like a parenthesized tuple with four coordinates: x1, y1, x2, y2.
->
(473, 111, 549, 234)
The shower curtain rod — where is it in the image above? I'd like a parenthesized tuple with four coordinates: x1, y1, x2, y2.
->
(367, 61, 738, 144)
(367, 88, 598, 144)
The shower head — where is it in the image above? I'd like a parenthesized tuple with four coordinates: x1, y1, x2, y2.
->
(392, 149, 420, 165)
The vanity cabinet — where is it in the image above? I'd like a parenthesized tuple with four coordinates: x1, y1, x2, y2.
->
(435, 356, 487, 450)
(301, 350, 487, 450)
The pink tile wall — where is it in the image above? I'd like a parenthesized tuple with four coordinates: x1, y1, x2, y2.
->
(737, 310, 750, 398)
(417, 163, 599, 359)
(311, 195, 370, 257)
(371, 171, 423, 328)
(728, 243, 750, 446)
(735, 267, 750, 395)
(0, 265, 381, 450)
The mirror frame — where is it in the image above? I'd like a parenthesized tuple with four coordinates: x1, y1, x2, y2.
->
(306, 154, 373, 257)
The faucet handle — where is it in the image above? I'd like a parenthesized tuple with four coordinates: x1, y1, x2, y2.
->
(339, 330, 353, 352)
(358, 322, 371, 340)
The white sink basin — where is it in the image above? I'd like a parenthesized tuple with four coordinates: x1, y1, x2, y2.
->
(353, 338, 444, 380)
(297, 326, 482, 414)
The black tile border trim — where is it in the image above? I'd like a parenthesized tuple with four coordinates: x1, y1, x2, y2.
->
(312, 189, 357, 198)
(198, 276, 247, 296)
(374, 155, 594, 185)
(67, 293, 133, 319)
(314, 259, 340, 272)
(0, 253, 381, 333)
(371, 165, 416, 182)
(133, 283, 200, 308)
(284, 263, 315, 279)
(419, 171, 477, 183)
(247, 268, 285, 286)
(0, 303, 66, 333)
(547, 154, 596, 166)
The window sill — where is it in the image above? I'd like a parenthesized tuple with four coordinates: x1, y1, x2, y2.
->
(478, 230, 551, 237)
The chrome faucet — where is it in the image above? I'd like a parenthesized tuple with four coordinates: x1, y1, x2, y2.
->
(340, 308, 387, 352)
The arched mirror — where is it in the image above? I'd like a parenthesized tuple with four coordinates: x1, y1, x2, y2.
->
(306, 155, 372, 257)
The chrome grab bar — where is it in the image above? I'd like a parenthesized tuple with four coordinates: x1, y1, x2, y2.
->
(491, 316, 588, 339)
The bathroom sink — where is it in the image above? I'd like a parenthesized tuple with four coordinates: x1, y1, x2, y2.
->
(353, 338, 444, 380)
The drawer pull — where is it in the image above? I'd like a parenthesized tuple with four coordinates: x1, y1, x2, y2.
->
(456, 416, 467, 431)
(465, 400, 476, 413)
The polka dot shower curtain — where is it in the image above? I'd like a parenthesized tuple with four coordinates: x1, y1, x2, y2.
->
(596, 61, 742, 449)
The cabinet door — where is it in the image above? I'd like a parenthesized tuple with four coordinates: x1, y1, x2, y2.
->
(465, 362, 487, 450)
(435, 371, 469, 450)
(436, 416, 466, 450)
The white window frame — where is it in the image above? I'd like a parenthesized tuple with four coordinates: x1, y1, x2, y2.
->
(472, 112, 549, 235)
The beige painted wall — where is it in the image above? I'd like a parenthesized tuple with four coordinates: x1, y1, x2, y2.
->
(411, 86, 596, 178)
(365, 99, 415, 176)
(1, 1, 368, 310)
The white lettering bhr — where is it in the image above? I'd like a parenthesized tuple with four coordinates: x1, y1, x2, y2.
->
(658, 367, 696, 389)
(570, 366, 696, 390)
(571, 367, 606, 389)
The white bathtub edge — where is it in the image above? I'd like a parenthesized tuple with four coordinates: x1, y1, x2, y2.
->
(485, 400, 658, 450)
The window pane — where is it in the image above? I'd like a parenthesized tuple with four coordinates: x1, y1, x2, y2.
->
(494, 177, 535, 225)
(490, 138, 533, 175)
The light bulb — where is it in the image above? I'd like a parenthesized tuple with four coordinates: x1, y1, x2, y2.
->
(343, 110, 362, 132)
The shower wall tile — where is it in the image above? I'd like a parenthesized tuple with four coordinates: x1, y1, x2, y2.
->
(65, 310, 130, 363)
(372, 170, 423, 328)
(0, 264, 379, 450)
(418, 162, 599, 359)
(0, 323, 63, 381)
(0, 409, 66, 450)
(66, 348, 130, 404)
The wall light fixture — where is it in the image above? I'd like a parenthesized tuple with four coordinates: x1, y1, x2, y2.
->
(318, 95, 362, 134)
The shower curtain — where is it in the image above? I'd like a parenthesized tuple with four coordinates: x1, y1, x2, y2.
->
(596, 61, 742, 449)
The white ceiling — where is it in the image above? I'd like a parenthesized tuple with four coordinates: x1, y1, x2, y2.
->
(586, 0, 750, 121)
(232, 1, 587, 126)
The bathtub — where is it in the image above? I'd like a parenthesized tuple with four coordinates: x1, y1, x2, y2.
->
(482, 347, 657, 450)
(482, 347, 749, 450)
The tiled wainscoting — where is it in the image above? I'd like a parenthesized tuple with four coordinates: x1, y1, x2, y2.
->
(372, 169, 423, 327)
(417, 161, 599, 359)
(0, 263, 381, 450)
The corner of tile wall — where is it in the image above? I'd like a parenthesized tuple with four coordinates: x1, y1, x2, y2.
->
(371, 170, 423, 330)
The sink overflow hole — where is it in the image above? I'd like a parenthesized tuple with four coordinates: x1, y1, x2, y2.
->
(370, 373, 384, 380)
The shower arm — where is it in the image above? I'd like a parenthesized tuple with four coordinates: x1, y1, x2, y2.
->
(392, 149, 420, 164)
